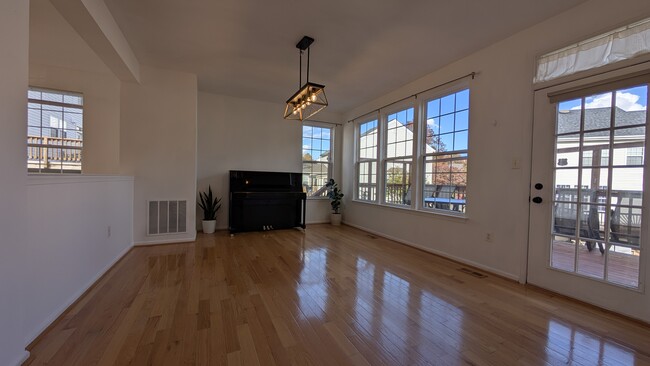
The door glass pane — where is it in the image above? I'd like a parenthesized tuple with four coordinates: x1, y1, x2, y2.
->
(557, 99, 582, 134)
(551, 235, 576, 272)
(609, 204, 642, 247)
(606, 245, 640, 288)
(584, 92, 612, 131)
(614, 85, 647, 127)
(583, 131, 610, 167)
(550, 84, 646, 288)
(580, 168, 608, 204)
(556, 134, 580, 168)
(576, 203, 606, 280)
(613, 127, 645, 167)
(554, 168, 579, 190)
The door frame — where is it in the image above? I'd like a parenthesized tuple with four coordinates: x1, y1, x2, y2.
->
(525, 61, 650, 322)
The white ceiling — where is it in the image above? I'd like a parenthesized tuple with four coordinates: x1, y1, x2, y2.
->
(104, 0, 587, 113)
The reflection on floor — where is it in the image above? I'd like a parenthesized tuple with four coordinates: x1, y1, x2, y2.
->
(551, 239, 640, 287)
(25, 225, 650, 365)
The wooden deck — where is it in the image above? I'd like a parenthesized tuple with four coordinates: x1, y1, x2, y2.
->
(551, 239, 640, 288)
(25, 225, 650, 365)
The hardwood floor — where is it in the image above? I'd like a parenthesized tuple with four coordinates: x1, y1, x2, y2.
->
(25, 224, 650, 365)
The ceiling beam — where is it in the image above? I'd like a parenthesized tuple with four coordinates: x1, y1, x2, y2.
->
(50, 0, 140, 82)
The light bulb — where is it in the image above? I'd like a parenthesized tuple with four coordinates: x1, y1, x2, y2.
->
(301, 104, 306, 109)
(306, 101, 311, 106)
(293, 109, 297, 115)
(311, 94, 317, 102)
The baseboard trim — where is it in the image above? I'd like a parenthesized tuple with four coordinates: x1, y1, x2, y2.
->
(25, 245, 133, 350)
(343, 221, 519, 281)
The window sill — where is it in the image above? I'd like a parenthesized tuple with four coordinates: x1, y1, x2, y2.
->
(350, 199, 469, 222)
(27, 174, 134, 186)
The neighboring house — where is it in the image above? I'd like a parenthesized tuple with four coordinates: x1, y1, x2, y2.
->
(554, 106, 645, 248)
(303, 150, 331, 196)
(555, 107, 645, 191)
(358, 118, 464, 204)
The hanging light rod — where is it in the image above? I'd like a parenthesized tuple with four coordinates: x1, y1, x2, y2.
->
(284, 36, 328, 121)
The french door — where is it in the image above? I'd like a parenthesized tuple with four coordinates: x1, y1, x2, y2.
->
(528, 65, 650, 322)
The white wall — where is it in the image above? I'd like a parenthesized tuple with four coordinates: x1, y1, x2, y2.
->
(121, 66, 198, 244)
(23, 175, 133, 344)
(30, 0, 121, 174)
(342, 0, 650, 280)
(0, 1, 29, 364)
(197, 92, 342, 230)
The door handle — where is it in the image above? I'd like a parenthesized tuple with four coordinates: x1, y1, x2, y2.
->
(532, 196, 543, 204)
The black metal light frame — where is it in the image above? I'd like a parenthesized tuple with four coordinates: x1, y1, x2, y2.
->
(284, 36, 328, 121)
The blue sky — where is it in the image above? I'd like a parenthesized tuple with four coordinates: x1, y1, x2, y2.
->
(302, 126, 331, 157)
(559, 85, 648, 111)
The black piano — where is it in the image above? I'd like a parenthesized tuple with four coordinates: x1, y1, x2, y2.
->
(229, 170, 306, 234)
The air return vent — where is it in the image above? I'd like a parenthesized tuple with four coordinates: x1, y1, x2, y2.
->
(458, 267, 487, 278)
(147, 200, 187, 235)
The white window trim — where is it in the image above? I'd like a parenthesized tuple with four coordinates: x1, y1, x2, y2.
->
(352, 81, 471, 218)
(380, 100, 417, 208)
(27, 86, 84, 174)
(418, 82, 470, 216)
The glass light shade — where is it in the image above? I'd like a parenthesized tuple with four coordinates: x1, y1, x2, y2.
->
(284, 82, 328, 121)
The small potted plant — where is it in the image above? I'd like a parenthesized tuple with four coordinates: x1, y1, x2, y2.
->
(197, 185, 221, 234)
(326, 179, 344, 225)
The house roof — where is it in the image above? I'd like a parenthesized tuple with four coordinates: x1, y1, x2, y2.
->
(557, 107, 646, 137)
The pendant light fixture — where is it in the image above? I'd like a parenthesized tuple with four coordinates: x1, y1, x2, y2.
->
(283, 36, 328, 121)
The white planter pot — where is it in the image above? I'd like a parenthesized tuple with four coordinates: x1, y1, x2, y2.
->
(330, 213, 342, 226)
(202, 220, 216, 234)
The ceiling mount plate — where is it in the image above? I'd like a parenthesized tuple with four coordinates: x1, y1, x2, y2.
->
(296, 36, 314, 50)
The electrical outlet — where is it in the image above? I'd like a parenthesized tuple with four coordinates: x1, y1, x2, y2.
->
(485, 232, 493, 242)
(107, 225, 111, 238)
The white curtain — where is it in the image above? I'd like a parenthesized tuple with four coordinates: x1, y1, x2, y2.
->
(535, 18, 650, 83)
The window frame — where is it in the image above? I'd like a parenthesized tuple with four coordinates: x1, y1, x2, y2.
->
(301, 121, 334, 199)
(419, 84, 470, 216)
(355, 113, 380, 203)
(27, 86, 84, 174)
(352, 82, 470, 218)
(380, 101, 417, 208)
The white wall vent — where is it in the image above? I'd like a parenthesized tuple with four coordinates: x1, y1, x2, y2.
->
(147, 200, 187, 235)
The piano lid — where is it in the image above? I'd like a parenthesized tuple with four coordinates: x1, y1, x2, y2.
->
(229, 170, 303, 193)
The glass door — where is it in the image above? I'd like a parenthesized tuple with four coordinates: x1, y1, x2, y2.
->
(528, 67, 650, 322)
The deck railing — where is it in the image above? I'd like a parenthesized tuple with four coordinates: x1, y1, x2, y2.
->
(27, 135, 82, 172)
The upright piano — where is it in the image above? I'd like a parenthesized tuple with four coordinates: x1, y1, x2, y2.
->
(229, 170, 307, 234)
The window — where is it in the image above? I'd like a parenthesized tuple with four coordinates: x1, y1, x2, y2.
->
(27, 88, 83, 173)
(384, 108, 414, 206)
(423, 89, 469, 213)
(357, 118, 378, 202)
(302, 124, 333, 197)
(353, 85, 470, 216)
(626, 147, 644, 166)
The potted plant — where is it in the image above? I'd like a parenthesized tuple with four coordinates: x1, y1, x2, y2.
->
(326, 179, 344, 226)
(197, 185, 221, 234)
